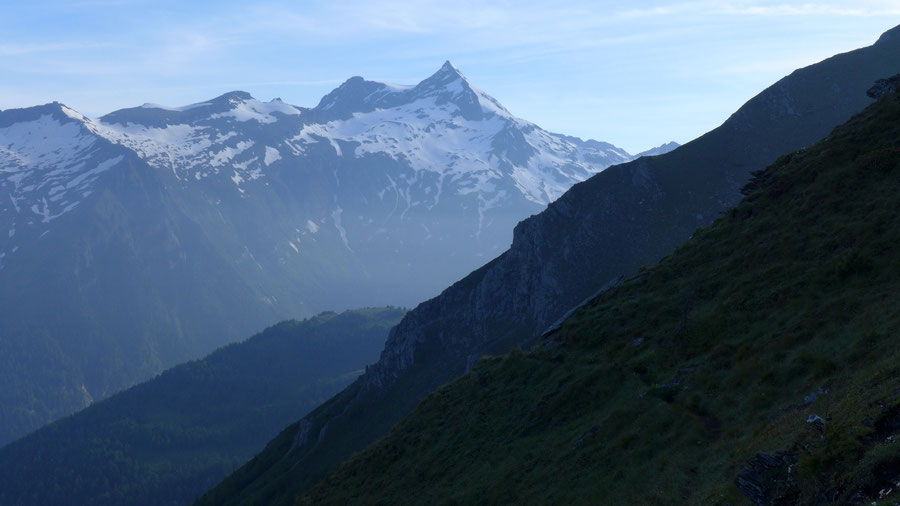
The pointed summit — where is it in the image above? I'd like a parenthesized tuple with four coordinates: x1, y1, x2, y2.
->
(875, 24, 900, 46)
(410, 61, 507, 120)
(436, 60, 464, 78)
(417, 60, 468, 91)
(312, 61, 509, 121)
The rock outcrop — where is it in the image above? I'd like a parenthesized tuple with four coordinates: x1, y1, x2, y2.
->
(734, 452, 799, 505)
(866, 73, 900, 98)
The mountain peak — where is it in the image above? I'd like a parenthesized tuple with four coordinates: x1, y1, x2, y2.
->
(314, 76, 398, 117)
(419, 60, 468, 90)
(875, 23, 900, 46)
(100, 90, 303, 127)
(211, 90, 255, 105)
(311, 62, 510, 121)
(636, 141, 680, 158)
(410, 61, 510, 120)
(436, 60, 463, 78)
(0, 101, 88, 128)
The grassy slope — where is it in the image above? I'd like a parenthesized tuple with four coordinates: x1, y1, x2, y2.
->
(299, 93, 900, 505)
(0, 307, 405, 506)
(200, 28, 900, 506)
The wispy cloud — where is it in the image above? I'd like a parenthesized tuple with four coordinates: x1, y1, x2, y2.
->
(0, 41, 116, 55)
(228, 79, 344, 87)
(723, 2, 900, 16)
(705, 56, 830, 75)
(615, 2, 714, 19)
(69, 0, 146, 6)
(616, 1, 900, 19)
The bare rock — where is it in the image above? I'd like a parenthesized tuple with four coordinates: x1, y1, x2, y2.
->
(735, 451, 798, 505)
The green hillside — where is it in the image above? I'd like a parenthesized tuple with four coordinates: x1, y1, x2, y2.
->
(0, 307, 404, 506)
(198, 27, 900, 506)
(297, 91, 900, 505)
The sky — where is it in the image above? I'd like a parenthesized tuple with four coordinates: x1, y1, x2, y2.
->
(1, 1, 899, 154)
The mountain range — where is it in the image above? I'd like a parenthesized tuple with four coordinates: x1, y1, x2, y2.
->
(198, 24, 900, 505)
(0, 62, 650, 446)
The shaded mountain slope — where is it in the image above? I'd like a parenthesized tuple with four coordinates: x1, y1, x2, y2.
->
(0, 118, 280, 446)
(198, 26, 900, 505)
(299, 81, 900, 505)
(0, 307, 404, 506)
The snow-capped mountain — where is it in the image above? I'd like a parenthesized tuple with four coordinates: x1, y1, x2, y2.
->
(0, 61, 634, 445)
(88, 62, 629, 241)
(91, 91, 302, 188)
(299, 62, 629, 207)
(2, 62, 631, 265)
(0, 104, 123, 238)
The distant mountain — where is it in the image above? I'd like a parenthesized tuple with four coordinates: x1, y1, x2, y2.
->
(296, 76, 900, 506)
(198, 25, 900, 505)
(0, 63, 631, 445)
(636, 140, 679, 157)
(87, 62, 630, 305)
(0, 307, 404, 506)
(0, 109, 269, 446)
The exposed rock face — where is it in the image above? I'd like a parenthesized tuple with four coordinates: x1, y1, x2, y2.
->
(199, 25, 900, 506)
(735, 451, 799, 505)
(866, 74, 900, 98)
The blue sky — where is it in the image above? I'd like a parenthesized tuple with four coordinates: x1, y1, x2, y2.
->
(1, 1, 898, 153)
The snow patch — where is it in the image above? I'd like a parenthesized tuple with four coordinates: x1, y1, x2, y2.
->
(210, 140, 254, 167)
(290, 93, 626, 206)
(0, 114, 123, 223)
(231, 172, 245, 193)
(94, 119, 267, 185)
(264, 146, 281, 165)
(210, 98, 301, 124)
(331, 207, 352, 252)
(140, 101, 212, 112)
(92, 121, 213, 177)
(60, 105, 88, 122)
